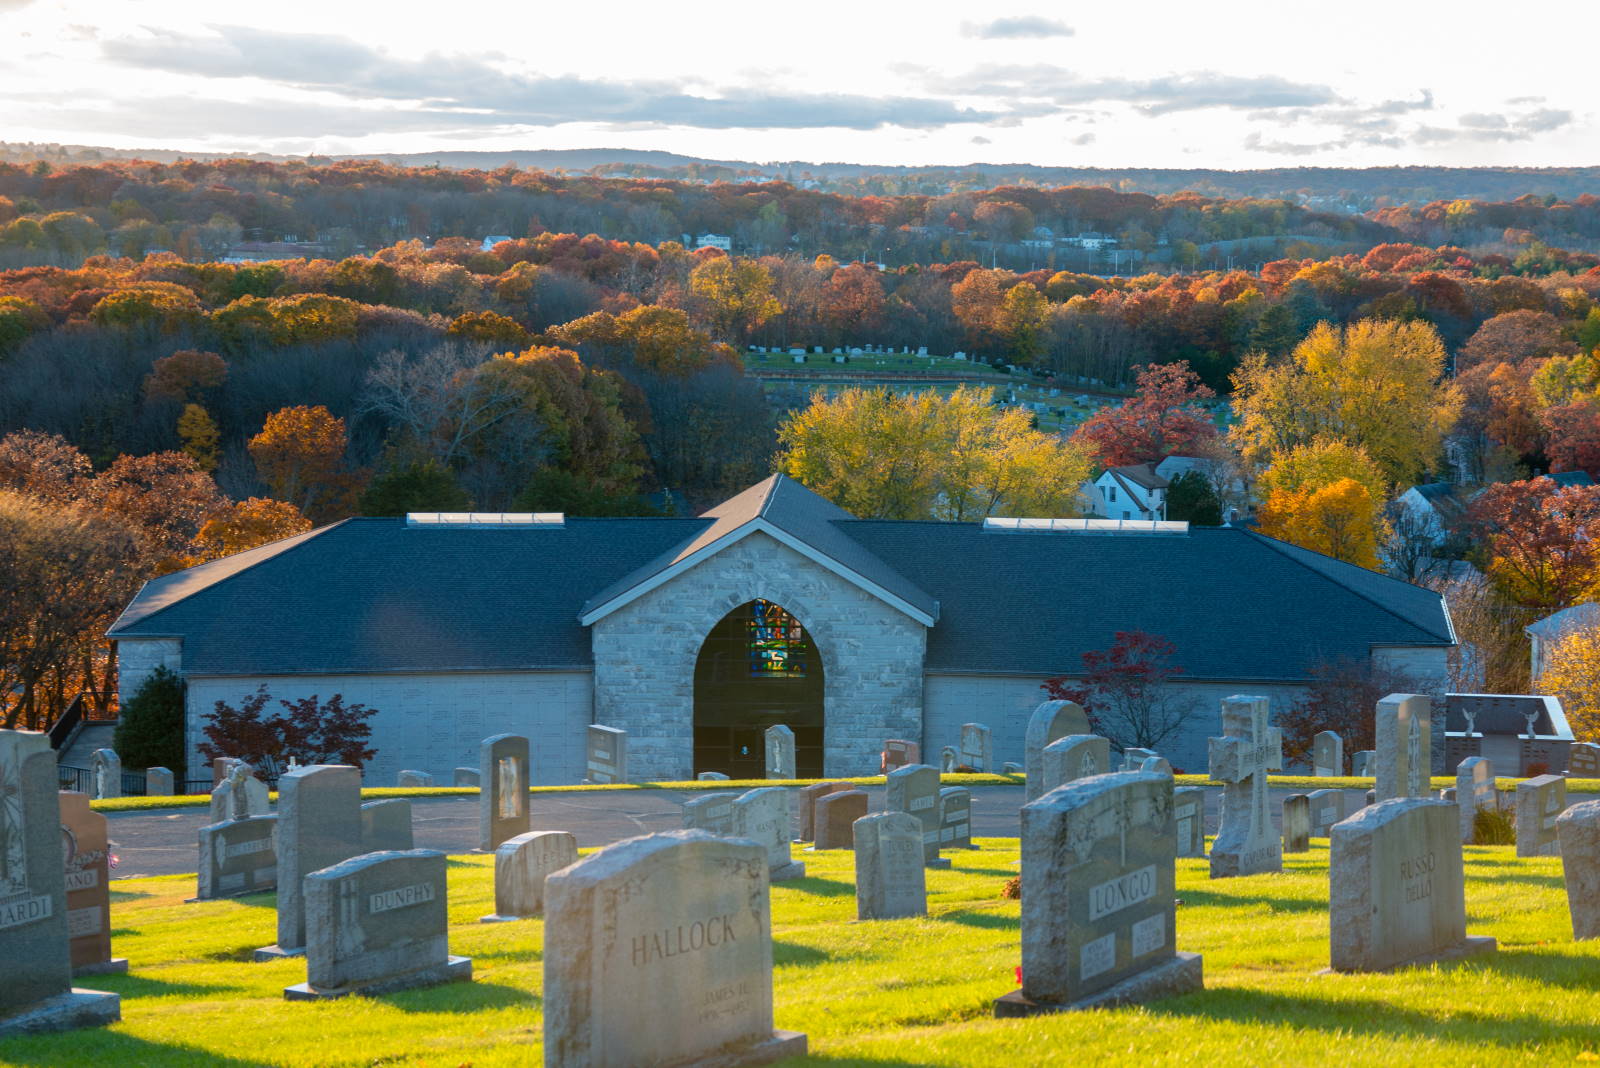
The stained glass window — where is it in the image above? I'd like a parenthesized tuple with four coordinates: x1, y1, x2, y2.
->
(746, 600, 809, 678)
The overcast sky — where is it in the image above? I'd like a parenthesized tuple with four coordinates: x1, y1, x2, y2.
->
(2, 0, 1594, 168)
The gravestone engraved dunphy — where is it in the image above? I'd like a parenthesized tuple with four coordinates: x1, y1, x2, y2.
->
(812, 790, 868, 850)
(1557, 800, 1600, 939)
(1328, 798, 1496, 971)
(939, 786, 973, 849)
(798, 781, 850, 841)
(361, 799, 414, 852)
(1024, 700, 1090, 803)
(397, 770, 434, 788)
(1207, 696, 1283, 878)
(1314, 731, 1343, 777)
(995, 771, 1203, 1016)
(1308, 789, 1347, 838)
(959, 723, 993, 772)
(1376, 693, 1432, 801)
(853, 811, 926, 921)
(682, 794, 735, 836)
(1516, 774, 1567, 857)
(58, 792, 124, 977)
(585, 725, 628, 784)
(1456, 756, 1495, 844)
(940, 747, 957, 774)
(1174, 786, 1205, 858)
(881, 739, 919, 772)
(196, 815, 278, 900)
(0, 730, 120, 1036)
(481, 830, 578, 923)
(886, 764, 947, 869)
(285, 849, 471, 1000)
(1351, 751, 1375, 777)
(764, 725, 795, 780)
(480, 734, 530, 851)
(90, 749, 120, 801)
(256, 764, 363, 960)
(542, 831, 806, 1068)
(145, 767, 174, 795)
(1039, 735, 1111, 799)
(453, 767, 480, 788)
(732, 787, 804, 881)
(1282, 794, 1311, 854)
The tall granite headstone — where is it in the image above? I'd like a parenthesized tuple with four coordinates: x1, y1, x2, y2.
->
(0, 730, 119, 1036)
(542, 831, 806, 1067)
(1375, 693, 1432, 801)
(1174, 786, 1205, 858)
(481, 830, 578, 923)
(58, 792, 123, 976)
(1039, 735, 1111, 798)
(1516, 774, 1566, 857)
(853, 811, 926, 921)
(995, 771, 1203, 1016)
(1557, 800, 1600, 939)
(939, 786, 973, 849)
(812, 790, 868, 850)
(1207, 696, 1283, 878)
(1024, 700, 1090, 803)
(886, 764, 947, 869)
(1456, 756, 1495, 845)
(89, 749, 120, 801)
(196, 815, 277, 900)
(1313, 731, 1343, 777)
(682, 793, 735, 836)
(1282, 794, 1311, 854)
(732, 787, 804, 880)
(1328, 798, 1496, 971)
(959, 723, 993, 772)
(764, 725, 795, 780)
(585, 725, 628, 784)
(285, 849, 471, 999)
(256, 764, 362, 960)
(480, 733, 530, 851)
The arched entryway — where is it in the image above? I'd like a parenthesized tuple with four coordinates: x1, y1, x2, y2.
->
(693, 599, 825, 778)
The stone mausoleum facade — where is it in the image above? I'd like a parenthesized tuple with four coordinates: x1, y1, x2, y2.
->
(110, 475, 1456, 784)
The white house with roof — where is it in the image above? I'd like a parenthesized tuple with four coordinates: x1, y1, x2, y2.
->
(1086, 464, 1168, 520)
(1527, 602, 1600, 682)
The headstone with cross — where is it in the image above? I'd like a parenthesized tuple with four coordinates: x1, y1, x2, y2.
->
(1376, 693, 1432, 801)
(1206, 696, 1283, 878)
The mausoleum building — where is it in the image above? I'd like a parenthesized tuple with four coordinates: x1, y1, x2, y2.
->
(110, 474, 1456, 783)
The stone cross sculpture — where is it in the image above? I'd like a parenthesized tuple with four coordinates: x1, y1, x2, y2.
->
(1206, 696, 1283, 878)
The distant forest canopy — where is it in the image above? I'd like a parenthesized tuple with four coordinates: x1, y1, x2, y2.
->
(6, 142, 1600, 204)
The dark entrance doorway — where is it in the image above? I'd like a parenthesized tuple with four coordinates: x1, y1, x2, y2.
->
(693, 600, 824, 778)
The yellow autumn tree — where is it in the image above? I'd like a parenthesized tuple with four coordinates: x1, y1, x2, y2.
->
(247, 405, 365, 522)
(1259, 438, 1387, 505)
(177, 403, 220, 472)
(1539, 626, 1600, 741)
(687, 256, 782, 344)
(1258, 477, 1384, 569)
(193, 497, 314, 561)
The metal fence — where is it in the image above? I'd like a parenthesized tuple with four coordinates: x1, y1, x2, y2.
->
(58, 765, 91, 793)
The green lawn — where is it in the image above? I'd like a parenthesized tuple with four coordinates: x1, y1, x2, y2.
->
(1, 837, 1593, 1066)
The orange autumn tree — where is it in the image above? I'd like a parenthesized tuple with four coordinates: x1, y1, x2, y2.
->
(1539, 625, 1600, 741)
(247, 405, 366, 523)
(194, 497, 314, 560)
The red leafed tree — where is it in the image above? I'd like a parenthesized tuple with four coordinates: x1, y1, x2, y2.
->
(1043, 630, 1199, 755)
(1465, 478, 1600, 614)
(1541, 398, 1600, 479)
(1072, 361, 1218, 468)
(199, 685, 378, 767)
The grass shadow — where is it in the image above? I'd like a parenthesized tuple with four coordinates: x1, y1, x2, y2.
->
(951, 866, 1020, 878)
(93, 973, 248, 999)
(108, 888, 155, 902)
(0, 1033, 275, 1068)
(1172, 886, 1329, 914)
(773, 940, 832, 968)
(382, 978, 534, 1014)
(932, 910, 1018, 932)
(782, 875, 856, 898)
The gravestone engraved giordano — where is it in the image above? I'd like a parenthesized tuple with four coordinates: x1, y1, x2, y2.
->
(1039, 735, 1111, 799)
(1308, 789, 1347, 838)
(1024, 701, 1090, 803)
(1207, 696, 1283, 878)
(542, 831, 806, 1068)
(1456, 756, 1495, 845)
(1375, 693, 1432, 801)
(853, 811, 926, 921)
(58, 792, 125, 976)
(1328, 798, 1496, 972)
(1557, 800, 1600, 939)
(196, 815, 278, 900)
(585, 724, 628, 784)
(995, 771, 1203, 1016)
(256, 764, 363, 961)
(763, 725, 796, 780)
(886, 764, 947, 869)
(1516, 774, 1567, 857)
(0, 729, 120, 1037)
(479, 734, 530, 851)
(481, 830, 578, 923)
(1174, 786, 1206, 858)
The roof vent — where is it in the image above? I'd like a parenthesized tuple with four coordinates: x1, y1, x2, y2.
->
(982, 517, 1189, 536)
(406, 512, 565, 528)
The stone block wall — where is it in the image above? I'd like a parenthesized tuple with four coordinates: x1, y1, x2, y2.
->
(116, 638, 183, 705)
(590, 530, 927, 779)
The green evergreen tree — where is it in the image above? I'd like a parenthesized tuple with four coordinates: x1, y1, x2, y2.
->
(512, 467, 661, 517)
(360, 459, 472, 516)
(113, 665, 187, 778)
(1166, 470, 1223, 526)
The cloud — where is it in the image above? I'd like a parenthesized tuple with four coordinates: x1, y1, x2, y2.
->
(963, 16, 1074, 39)
(970, 135, 991, 145)
(1070, 132, 1095, 146)
(1415, 108, 1573, 144)
(99, 25, 1010, 131)
(932, 65, 1339, 115)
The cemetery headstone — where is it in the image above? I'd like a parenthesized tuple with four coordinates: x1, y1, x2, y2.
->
(1313, 731, 1344, 777)
(145, 767, 174, 795)
(1308, 789, 1347, 838)
(1140, 756, 1173, 777)
(1440, 787, 1457, 802)
(959, 723, 993, 772)
(697, 771, 730, 781)
(1375, 693, 1432, 801)
(886, 764, 947, 869)
(995, 770, 1202, 1016)
(939, 786, 973, 849)
(940, 747, 957, 773)
(1570, 743, 1600, 777)
(1024, 700, 1090, 802)
(211, 760, 268, 824)
(812, 790, 869, 850)
(543, 831, 806, 1067)
(90, 749, 120, 801)
(798, 781, 850, 841)
(1516, 774, 1567, 857)
(256, 764, 362, 960)
(479, 733, 530, 851)
(854, 812, 926, 921)
(765, 725, 796, 779)
(1456, 756, 1495, 844)
(1557, 800, 1600, 939)
(682, 794, 735, 835)
(1351, 751, 1375, 777)
(285, 849, 471, 999)
(481, 830, 578, 923)
(196, 815, 277, 900)
(1174, 786, 1205, 858)
(361, 799, 414, 852)
(1003, 762, 1023, 774)
(585, 724, 628, 784)
(733, 787, 804, 880)
(0, 729, 120, 1036)
(1040, 735, 1111, 798)
(1122, 748, 1157, 772)
(881, 738, 919, 772)
(212, 756, 237, 787)
(453, 767, 480, 787)
(1328, 798, 1496, 971)
(1282, 794, 1311, 853)
(1207, 696, 1283, 878)
(1366, 789, 1376, 806)
(58, 792, 124, 976)
(397, 769, 433, 788)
